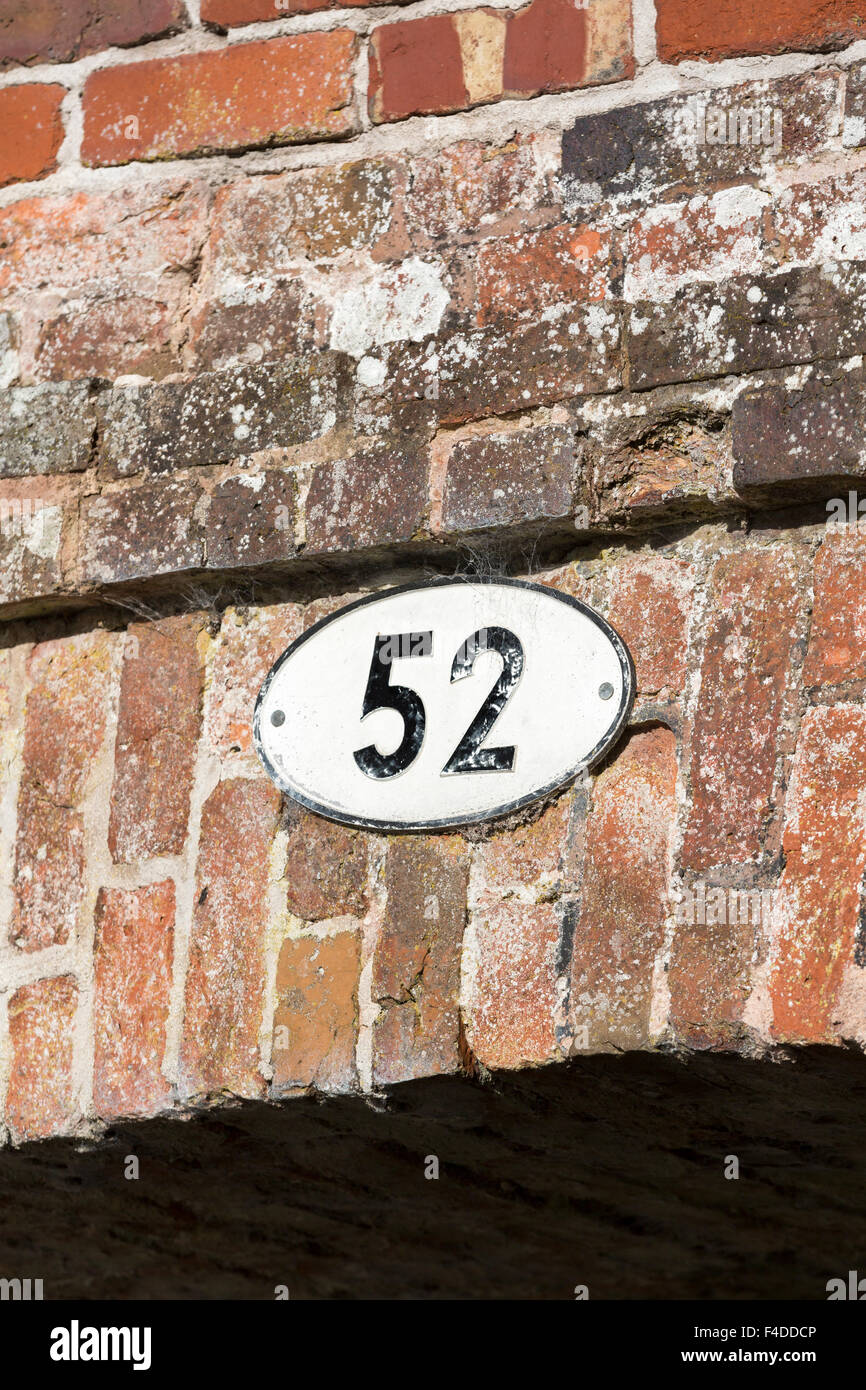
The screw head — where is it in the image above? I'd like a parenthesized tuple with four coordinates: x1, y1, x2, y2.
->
(598, 682, 614, 701)
(271, 709, 286, 727)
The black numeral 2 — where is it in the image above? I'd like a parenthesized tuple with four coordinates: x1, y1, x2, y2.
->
(353, 627, 523, 780)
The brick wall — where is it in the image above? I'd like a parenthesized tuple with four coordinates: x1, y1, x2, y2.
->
(2, 0, 866, 1142)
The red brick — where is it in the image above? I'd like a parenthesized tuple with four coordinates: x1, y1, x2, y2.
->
(770, 170, 866, 268)
(439, 423, 575, 534)
(284, 808, 369, 922)
(681, 548, 806, 871)
(569, 726, 678, 1049)
(503, 0, 588, 96)
(6, 976, 78, 1141)
(372, 836, 469, 1086)
(206, 604, 303, 761)
(478, 795, 577, 898)
(0, 180, 209, 382)
(464, 901, 561, 1069)
(204, 0, 334, 23)
(79, 477, 205, 587)
(770, 705, 866, 1042)
(272, 931, 361, 1091)
(304, 447, 428, 554)
(93, 881, 175, 1119)
(0, 0, 187, 67)
(82, 33, 358, 166)
(804, 528, 866, 686)
(0, 84, 65, 188)
(476, 224, 610, 326)
(369, 15, 467, 123)
(606, 554, 693, 697)
(405, 135, 556, 245)
(668, 879, 769, 1049)
(181, 777, 281, 1098)
(109, 616, 206, 864)
(624, 189, 767, 303)
(12, 633, 114, 951)
(656, 0, 866, 62)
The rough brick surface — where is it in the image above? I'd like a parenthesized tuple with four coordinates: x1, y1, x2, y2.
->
(82, 33, 358, 166)
(109, 616, 206, 863)
(372, 836, 469, 1086)
(569, 726, 678, 1050)
(284, 807, 369, 922)
(771, 706, 866, 1043)
(804, 528, 866, 686)
(0, 84, 65, 188)
(439, 424, 575, 534)
(93, 881, 175, 1118)
(6, 976, 78, 1141)
(656, 0, 866, 63)
(181, 777, 281, 1098)
(681, 549, 806, 872)
(0, 0, 187, 67)
(272, 931, 361, 1091)
(465, 901, 562, 1069)
(12, 633, 114, 951)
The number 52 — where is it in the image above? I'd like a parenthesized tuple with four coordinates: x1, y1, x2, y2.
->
(353, 627, 524, 781)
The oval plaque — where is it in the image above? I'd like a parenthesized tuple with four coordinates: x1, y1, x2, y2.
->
(254, 578, 635, 831)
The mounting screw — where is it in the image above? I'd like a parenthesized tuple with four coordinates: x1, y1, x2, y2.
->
(271, 709, 286, 727)
(598, 682, 614, 701)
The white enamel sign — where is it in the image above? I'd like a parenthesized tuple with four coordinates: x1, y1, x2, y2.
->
(254, 579, 634, 831)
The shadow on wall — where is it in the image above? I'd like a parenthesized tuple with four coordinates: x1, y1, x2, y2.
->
(1, 1047, 866, 1300)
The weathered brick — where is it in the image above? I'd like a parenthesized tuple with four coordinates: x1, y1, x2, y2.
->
(0, 0, 186, 66)
(439, 423, 575, 534)
(0, 481, 68, 609)
(0, 382, 94, 477)
(389, 309, 621, 426)
(304, 446, 427, 553)
(476, 223, 611, 326)
(656, 0, 865, 63)
(624, 187, 768, 304)
(369, 0, 631, 123)
(681, 548, 806, 871)
(844, 61, 866, 147)
(627, 264, 866, 391)
(284, 806, 368, 922)
(99, 359, 344, 478)
(372, 835, 469, 1086)
(562, 74, 838, 218)
(205, 603, 304, 760)
(569, 725, 678, 1049)
(478, 794, 577, 899)
(82, 33, 358, 166)
(186, 285, 314, 375)
(6, 976, 78, 1141)
(109, 615, 206, 863)
(93, 881, 175, 1118)
(464, 901, 561, 1068)
(0, 84, 65, 187)
(0, 180, 209, 383)
(770, 705, 866, 1041)
(405, 135, 556, 245)
(804, 528, 866, 686)
(732, 372, 866, 494)
(79, 477, 204, 587)
(606, 554, 693, 697)
(770, 169, 866, 267)
(202, 161, 395, 276)
(12, 632, 114, 951)
(272, 931, 361, 1092)
(181, 777, 281, 1098)
(206, 468, 297, 571)
(668, 876, 769, 1049)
